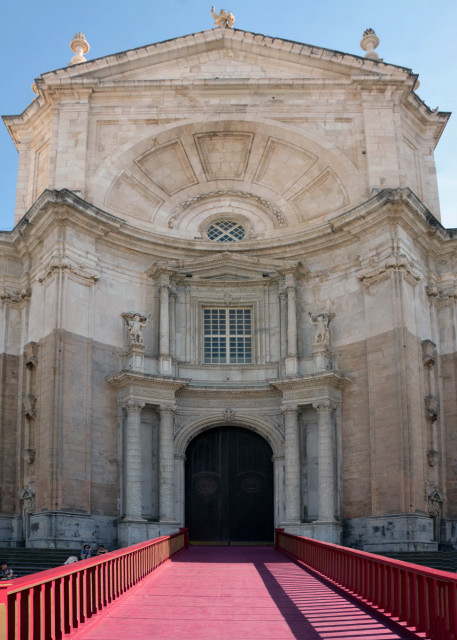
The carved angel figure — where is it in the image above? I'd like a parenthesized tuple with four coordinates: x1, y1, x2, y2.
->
(126, 314, 149, 345)
(211, 6, 235, 28)
(309, 312, 332, 346)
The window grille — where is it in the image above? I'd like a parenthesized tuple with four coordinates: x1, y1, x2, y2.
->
(207, 220, 246, 242)
(203, 308, 252, 364)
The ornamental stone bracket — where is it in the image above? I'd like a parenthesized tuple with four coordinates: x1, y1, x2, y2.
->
(38, 254, 100, 285)
(425, 395, 439, 422)
(22, 394, 37, 420)
(0, 286, 31, 305)
(422, 339, 436, 368)
(358, 254, 421, 287)
(426, 276, 457, 304)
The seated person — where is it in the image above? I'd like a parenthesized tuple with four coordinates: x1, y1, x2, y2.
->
(80, 544, 92, 560)
(95, 544, 108, 555)
(0, 561, 13, 579)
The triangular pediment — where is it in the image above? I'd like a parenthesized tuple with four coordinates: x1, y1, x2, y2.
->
(38, 28, 411, 88)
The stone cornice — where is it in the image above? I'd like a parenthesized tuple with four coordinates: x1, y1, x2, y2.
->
(269, 371, 351, 394)
(38, 253, 100, 285)
(358, 253, 421, 287)
(4, 188, 457, 266)
(177, 383, 282, 401)
(106, 370, 189, 393)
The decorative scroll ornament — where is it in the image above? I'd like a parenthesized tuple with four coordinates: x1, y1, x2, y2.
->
(169, 190, 286, 228)
(211, 6, 235, 28)
(222, 408, 235, 421)
(38, 254, 100, 285)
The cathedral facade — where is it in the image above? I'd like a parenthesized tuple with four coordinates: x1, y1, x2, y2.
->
(1, 25, 456, 552)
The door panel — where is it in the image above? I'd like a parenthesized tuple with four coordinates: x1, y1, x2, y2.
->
(185, 426, 274, 543)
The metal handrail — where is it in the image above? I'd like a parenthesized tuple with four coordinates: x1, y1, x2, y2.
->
(275, 528, 457, 640)
(0, 528, 188, 640)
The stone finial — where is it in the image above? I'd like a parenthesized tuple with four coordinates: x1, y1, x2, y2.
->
(68, 32, 90, 65)
(211, 6, 235, 28)
(360, 28, 380, 60)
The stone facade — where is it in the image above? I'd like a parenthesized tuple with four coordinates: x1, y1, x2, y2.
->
(0, 27, 455, 551)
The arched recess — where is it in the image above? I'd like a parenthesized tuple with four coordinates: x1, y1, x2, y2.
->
(175, 413, 284, 458)
(184, 425, 275, 543)
(91, 117, 361, 236)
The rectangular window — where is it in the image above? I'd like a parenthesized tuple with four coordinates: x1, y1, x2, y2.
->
(204, 308, 252, 364)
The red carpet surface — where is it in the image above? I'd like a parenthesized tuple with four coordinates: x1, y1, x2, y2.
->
(69, 546, 416, 640)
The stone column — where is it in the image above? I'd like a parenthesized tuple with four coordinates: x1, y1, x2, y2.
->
(159, 277, 170, 357)
(285, 275, 297, 358)
(284, 273, 298, 375)
(159, 277, 172, 375)
(313, 400, 337, 522)
(283, 406, 301, 522)
(159, 406, 176, 522)
(123, 400, 145, 520)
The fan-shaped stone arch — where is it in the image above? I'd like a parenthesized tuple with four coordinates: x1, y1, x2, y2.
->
(175, 414, 284, 458)
(92, 117, 361, 238)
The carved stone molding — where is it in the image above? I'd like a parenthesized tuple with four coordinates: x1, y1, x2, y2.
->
(427, 450, 441, 467)
(422, 339, 436, 368)
(122, 400, 145, 414)
(23, 394, 37, 420)
(0, 286, 31, 305)
(22, 448, 36, 465)
(358, 254, 421, 287)
(222, 408, 235, 422)
(24, 342, 39, 369)
(38, 254, 100, 285)
(425, 395, 439, 422)
(312, 399, 337, 414)
(169, 189, 287, 229)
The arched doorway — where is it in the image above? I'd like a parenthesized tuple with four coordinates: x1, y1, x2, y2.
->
(185, 426, 274, 544)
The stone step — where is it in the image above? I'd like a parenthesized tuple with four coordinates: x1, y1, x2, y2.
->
(0, 548, 80, 578)
(381, 551, 457, 573)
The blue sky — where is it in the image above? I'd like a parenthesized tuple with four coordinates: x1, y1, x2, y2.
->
(1, 0, 456, 230)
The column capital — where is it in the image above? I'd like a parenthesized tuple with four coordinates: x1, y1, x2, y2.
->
(159, 405, 176, 418)
(312, 399, 337, 414)
(122, 399, 145, 414)
(281, 405, 299, 416)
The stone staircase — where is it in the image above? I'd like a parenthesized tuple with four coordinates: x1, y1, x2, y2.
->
(381, 551, 457, 573)
(0, 548, 80, 578)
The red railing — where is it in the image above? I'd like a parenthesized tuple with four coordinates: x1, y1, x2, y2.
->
(0, 528, 188, 640)
(275, 528, 457, 640)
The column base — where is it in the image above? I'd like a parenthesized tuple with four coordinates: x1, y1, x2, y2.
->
(285, 356, 298, 375)
(312, 520, 342, 544)
(343, 513, 438, 552)
(117, 519, 181, 547)
(279, 521, 342, 544)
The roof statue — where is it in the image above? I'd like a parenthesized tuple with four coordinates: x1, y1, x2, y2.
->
(211, 6, 235, 28)
(68, 32, 90, 65)
(360, 28, 380, 60)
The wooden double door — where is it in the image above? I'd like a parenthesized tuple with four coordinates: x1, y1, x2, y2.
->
(185, 426, 274, 544)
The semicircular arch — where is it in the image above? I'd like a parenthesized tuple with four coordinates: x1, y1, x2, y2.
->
(175, 413, 284, 458)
